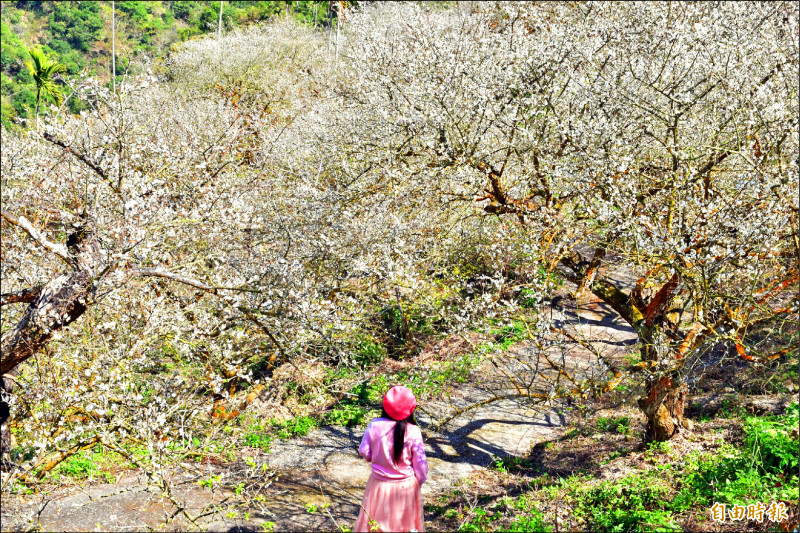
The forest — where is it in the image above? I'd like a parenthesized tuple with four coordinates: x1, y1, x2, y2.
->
(1, 1, 798, 532)
(1, 1, 336, 128)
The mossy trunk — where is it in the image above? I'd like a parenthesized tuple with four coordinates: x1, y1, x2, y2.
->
(637, 325, 688, 442)
(640, 379, 687, 442)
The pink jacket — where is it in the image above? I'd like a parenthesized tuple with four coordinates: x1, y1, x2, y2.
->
(359, 417, 428, 484)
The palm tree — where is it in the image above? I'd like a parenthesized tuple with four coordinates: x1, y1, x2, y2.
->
(25, 47, 65, 130)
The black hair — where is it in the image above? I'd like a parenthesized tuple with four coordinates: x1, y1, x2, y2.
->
(381, 407, 418, 464)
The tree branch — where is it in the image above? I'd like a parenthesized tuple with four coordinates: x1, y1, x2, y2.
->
(1, 210, 73, 266)
(42, 132, 121, 196)
(0, 286, 43, 307)
(560, 250, 645, 327)
(132, 266, 261, 293)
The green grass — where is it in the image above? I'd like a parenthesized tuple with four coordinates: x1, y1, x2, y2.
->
(490, 454, 536, 473)
(47, 447, 122, 483)
(243, 429, 274, 452)
(492, 321, 528, 351)
(571, 470, 680, 532)
(443, 404, 799, 531)
(674, 402, 799, 508)
(270, 416, 317, 439)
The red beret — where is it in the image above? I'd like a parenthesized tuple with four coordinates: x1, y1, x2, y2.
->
(383, 386, 417, 421)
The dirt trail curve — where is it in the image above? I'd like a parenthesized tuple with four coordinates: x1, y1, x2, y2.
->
(2, 270, 639, 532)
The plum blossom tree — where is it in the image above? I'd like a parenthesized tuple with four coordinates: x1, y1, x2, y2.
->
(1, 4, 797, 511)
(0, 21, 345, 486)
(0, 16, 516, 499)
(327, 1, 798, 440)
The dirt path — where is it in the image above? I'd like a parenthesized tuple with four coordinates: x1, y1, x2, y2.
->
(2, 281, 639, 532)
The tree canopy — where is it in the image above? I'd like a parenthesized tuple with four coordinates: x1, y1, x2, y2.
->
(1, 2, 797, 521)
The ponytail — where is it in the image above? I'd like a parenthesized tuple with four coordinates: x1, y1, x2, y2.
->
(381, 407, 417, 464)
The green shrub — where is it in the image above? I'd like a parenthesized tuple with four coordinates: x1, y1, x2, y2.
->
(745, 402, 799, 478)
(493, 322, 526, 350)
(326, 403, 372, 427)
(355, 338, 385, 369)
(674, 403, 800, 507)
(56, 454, 94, 478)
(518, 287, 540, 309)
(459, 506, 500, 532)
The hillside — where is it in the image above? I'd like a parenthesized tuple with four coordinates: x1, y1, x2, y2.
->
(1, 1, 335, 128)
(1, 2, 798, 532)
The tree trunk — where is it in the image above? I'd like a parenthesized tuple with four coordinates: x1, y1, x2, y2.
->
(0, 372, 16, 467)
(0, 271, 92, 376)
(218, 0, 223, 39)
(640, 377, 687, 442)
(35, 87, 41, 131)
(637, 325, 688, 442)
(0, 224, 98, 464)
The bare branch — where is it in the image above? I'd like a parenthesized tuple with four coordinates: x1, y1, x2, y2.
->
(42, 132, 122, 197)
(132, 266, 261, 293)
(1, 210, 72, 266)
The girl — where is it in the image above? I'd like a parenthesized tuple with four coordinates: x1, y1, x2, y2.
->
(355, 385, 428, 532)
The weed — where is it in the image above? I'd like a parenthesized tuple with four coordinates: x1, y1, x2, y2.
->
(597, 416, 631, 435)
(270, 416, 317, 439)
(518, 288, 541, 309)
(10, 483, 34, 495)
(601, 450, 624, 465)
(491, 454, 535, 473)
(198, 474, 221, 489)
(572, 472, 680, 531)
(243, 424, 273, 452)
(505, 507, 552, 533)
(718, 396, 746, 419)
(326, 403, 371, 427)
(493, 321, 527, 351)
(243, 416, 317, 449)
(674, 404, 799, 509)
(55, 454, 94, 478)
(459, 505, 500, 531)
(646, 441, 672, 455)
(354, 337, 385, 369)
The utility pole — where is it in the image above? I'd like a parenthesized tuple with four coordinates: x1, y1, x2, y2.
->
(111, 0, 115, 93)
(218, 1, 223, 39)
(335, 1, 340, 64)
(327, 1, 333, 57)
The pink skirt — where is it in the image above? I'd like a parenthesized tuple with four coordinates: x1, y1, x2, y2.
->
(354, 474, 424, 532)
